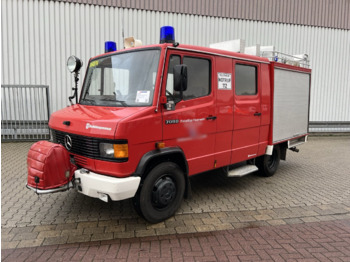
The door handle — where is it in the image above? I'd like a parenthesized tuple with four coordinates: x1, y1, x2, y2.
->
(206, 116, 217, 120)
(254, 112, 261, 116)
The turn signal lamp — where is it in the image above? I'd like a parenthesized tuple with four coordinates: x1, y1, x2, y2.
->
(105, 41, 117, 53)
(113, 144, 129, 158)
(160, 26, 175, 44)
(155, 142, 165, 149)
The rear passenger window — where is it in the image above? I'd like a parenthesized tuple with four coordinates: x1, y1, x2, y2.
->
(235, 64, 257, 96)
(182, 57, 210, 100)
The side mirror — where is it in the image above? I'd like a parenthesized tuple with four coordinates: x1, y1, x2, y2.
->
(174, 64, 187, 92)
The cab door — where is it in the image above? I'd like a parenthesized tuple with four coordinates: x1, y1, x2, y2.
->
(231, 61, 262, 163)
(162, 51, 216, 175)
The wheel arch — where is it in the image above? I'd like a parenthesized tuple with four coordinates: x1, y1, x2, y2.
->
(134, 147, 191, 198)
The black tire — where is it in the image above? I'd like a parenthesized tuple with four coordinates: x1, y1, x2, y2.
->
(133, 162, 185, 223)
(131, 195, 145, 219)
(256, 145, 281, 177)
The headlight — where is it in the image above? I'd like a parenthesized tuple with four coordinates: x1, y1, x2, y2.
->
(67, 55, 83, 73)
(99, 143, 128, 159)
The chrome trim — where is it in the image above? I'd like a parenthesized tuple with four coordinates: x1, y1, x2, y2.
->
(26, 182, 74, 194)
(64, 134, 72, 150)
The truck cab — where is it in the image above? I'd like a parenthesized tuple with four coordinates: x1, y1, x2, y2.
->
(27, 27, 311, 223)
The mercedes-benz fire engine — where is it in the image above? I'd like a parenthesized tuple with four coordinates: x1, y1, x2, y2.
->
(27, 26, 311, 223)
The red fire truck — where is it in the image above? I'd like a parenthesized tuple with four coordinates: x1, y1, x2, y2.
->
(27, 26, 311, 223)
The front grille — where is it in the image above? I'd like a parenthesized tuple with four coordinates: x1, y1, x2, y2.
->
(52, 130, 99, 158)
(51, 129, 127, 162)
(74, 155, 88, 166)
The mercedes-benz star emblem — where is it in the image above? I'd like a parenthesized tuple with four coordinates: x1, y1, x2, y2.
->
(64, 135, 72, 151)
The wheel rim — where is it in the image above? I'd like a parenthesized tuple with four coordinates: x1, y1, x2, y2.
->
(151, 175, 176, 209)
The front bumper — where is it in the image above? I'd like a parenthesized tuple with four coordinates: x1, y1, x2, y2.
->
(74, 169, 141, 202)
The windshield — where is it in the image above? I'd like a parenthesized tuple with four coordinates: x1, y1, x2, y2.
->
(80, 49, 161, 107)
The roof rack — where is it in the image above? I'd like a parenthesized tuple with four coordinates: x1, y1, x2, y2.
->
(261, 51, 310, 68)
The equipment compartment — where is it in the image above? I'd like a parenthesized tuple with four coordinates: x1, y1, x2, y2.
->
(272, 66, 311, 143)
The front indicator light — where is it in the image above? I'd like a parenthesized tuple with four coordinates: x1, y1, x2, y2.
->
(113, 144, 128, 158)
(155, 142, 165, 149)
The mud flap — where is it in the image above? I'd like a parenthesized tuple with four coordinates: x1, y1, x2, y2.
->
(27, 141, 77, 191)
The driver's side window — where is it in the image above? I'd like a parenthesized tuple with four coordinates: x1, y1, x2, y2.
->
(165, 55, 211, 101)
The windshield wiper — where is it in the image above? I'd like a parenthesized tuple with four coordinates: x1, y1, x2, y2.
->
(99, 97, 128, 107)
(80, 98, 96, 105)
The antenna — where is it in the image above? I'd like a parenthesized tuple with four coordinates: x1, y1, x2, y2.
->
(121, 8, 125, 49)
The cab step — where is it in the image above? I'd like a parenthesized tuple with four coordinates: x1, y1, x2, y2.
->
(227, 165, 259, 177)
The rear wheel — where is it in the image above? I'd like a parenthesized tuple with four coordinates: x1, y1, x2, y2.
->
(256, 145, 281, 177)
(133, 162, 185, 223)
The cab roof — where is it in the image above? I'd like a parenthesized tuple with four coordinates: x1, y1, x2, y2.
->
(90, 43, 270, 64)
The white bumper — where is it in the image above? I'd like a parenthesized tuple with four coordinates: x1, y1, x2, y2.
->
(74, 169, 140, 202)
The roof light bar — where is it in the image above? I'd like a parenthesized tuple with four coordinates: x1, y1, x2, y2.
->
(160, 26, 175, 44)
(105, 41, 117, 53)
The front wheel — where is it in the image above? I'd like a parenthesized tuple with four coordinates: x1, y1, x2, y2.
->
(256, 145, 281, 177)
(133, 162, 185, 223)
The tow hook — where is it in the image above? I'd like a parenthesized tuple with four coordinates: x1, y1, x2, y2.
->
(289, 147, 299, 153)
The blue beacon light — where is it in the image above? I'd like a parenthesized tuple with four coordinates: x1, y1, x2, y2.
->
(160, 26, 175, 44)
(105, 41, 117, 53)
